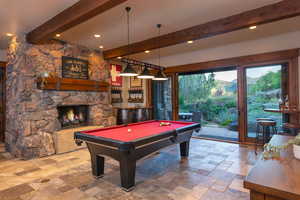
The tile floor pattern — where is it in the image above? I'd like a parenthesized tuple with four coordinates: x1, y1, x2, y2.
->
(0, 139, 259, 200)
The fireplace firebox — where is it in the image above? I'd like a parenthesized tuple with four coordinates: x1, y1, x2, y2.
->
(57, 105, 89, 129)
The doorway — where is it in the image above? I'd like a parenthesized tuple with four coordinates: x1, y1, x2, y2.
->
(178, 69, 239, 141)
(152, 77, 173, 120)
(245, 64, 286, 139)
(0, 62, 5, 143)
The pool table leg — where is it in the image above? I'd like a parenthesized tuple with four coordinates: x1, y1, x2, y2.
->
(91, 154, 104, 178)
(119, 157, 136, 192)
(180, 140, 190, 157)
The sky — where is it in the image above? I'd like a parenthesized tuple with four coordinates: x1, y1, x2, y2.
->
(212, 65, 282, 82)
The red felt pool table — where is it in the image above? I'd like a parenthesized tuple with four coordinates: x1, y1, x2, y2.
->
(74, 120, 200, 191)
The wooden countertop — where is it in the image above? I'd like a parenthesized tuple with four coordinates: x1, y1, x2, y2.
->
(244, 135, 300, 200)
(264, 108, 300, 114)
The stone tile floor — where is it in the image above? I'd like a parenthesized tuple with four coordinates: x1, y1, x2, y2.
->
(0, 139, 260, 200)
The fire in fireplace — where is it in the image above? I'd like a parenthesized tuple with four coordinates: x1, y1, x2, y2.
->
(57, 105, 89, 128)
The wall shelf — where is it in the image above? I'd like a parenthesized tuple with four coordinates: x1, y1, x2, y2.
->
(37, 77, 109, 92)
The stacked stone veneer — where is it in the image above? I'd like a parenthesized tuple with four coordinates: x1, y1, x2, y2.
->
(6, 36, 116, 158)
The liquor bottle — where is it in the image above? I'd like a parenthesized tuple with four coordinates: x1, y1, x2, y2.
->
(285, 95, 289, 110)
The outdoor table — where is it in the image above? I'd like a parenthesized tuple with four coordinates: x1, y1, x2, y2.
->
(179, 112, 193, 121)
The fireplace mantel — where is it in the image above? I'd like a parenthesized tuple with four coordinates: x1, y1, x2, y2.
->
(37, 77, 109, 92)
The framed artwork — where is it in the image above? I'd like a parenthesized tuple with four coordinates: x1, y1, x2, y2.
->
(62, 56, 89, 79)
(130, 76, 143, 88)
(110, 64, 122, 86)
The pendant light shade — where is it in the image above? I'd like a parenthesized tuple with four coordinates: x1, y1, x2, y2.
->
(152, 70, 168, 81)
(137, 67, 154, 79)
(119, 63, 138, 77)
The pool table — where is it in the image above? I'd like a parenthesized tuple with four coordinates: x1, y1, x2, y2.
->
(74, 120, 200, 191)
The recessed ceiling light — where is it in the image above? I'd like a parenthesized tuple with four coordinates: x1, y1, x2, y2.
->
(187, 40, 194, 44)
(6, 33, 13, 37)
(94, 34, 101, 38)
(117, 57, 122, 59)
(249, 26, 257, 30)
(55, 34, 61, 37)
(145, 50, 150, 54)
(99, 45, 104, 49)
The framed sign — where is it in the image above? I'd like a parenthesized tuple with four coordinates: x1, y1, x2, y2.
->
(62, 56, 89, 79)
(130, 76, 143, 88)
(110, 64, 122, 86)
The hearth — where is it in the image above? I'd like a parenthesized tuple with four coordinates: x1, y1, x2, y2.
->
(57, 105, 89, 129)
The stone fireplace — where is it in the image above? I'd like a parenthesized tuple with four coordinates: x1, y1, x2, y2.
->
(5, 36, 116, 158)
(57, 105, 89, 129)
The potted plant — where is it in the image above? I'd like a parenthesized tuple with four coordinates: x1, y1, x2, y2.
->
(263, 134, 300, 159)
(290, 134, 300, 160)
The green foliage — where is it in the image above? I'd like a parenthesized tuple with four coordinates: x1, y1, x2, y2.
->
(179, 73, 216, 105)
(248, 71, 281, 95)
(179, 68, 282, 132)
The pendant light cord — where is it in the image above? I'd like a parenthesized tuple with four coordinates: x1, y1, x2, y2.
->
(157, 24, 162, 68)
(126, 7, 131, 59)
(158, 26, 160, 66)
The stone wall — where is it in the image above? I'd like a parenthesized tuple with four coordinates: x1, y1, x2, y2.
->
(6, 36, 116, 158)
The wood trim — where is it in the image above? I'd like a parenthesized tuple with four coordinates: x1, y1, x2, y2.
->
(103, 0, 300, 59)
(37, 77, 109, 92)
(0, 61, 6, 67)
(146, 80, 152, 108)
(249, 191, 265, 200)
(27, 0, 128, 44)
(287, 57, 299, 124)
(0, 62, 6, 143)
(165, 49, 299, 74)
(237, 67, 247, 143)
(171, 74, 179, 121)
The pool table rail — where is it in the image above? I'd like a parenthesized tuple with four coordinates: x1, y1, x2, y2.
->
(74, 122, 200, 149)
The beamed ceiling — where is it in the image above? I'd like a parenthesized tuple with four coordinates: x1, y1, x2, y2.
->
(2, 0, 300, 67)
(60, 0, 282, 50)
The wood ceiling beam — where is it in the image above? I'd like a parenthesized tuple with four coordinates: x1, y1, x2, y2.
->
(103, 0, 300, 59)
(27, 0, 128, 44)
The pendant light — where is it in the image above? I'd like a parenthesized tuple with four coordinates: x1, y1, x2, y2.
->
(137, 65, 155, 79)
(152, 24, 168, 81)
(153, 70, 168, 81)
(119, 7, 138, 77)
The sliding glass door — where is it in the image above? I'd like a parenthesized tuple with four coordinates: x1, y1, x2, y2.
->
(152, 77, 173, 120)
(174, 63, 289, 143)
(245, 64, 285, 138)
(178, 69, 239, 141)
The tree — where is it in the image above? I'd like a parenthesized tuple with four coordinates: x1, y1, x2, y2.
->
(248, 71, 281, 95)
(179, 73, 216, 106)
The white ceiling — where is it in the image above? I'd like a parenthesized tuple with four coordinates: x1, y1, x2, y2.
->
(61, 0, 282, 50)
(0, 0, 79, 49)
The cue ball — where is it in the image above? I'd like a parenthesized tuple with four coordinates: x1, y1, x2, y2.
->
(128, 129, 132, 132)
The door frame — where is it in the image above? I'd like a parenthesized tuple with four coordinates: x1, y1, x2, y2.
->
(0, 61, 6, 143)
(166, 49, 299, 144)
(239, 61, 294, 143)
